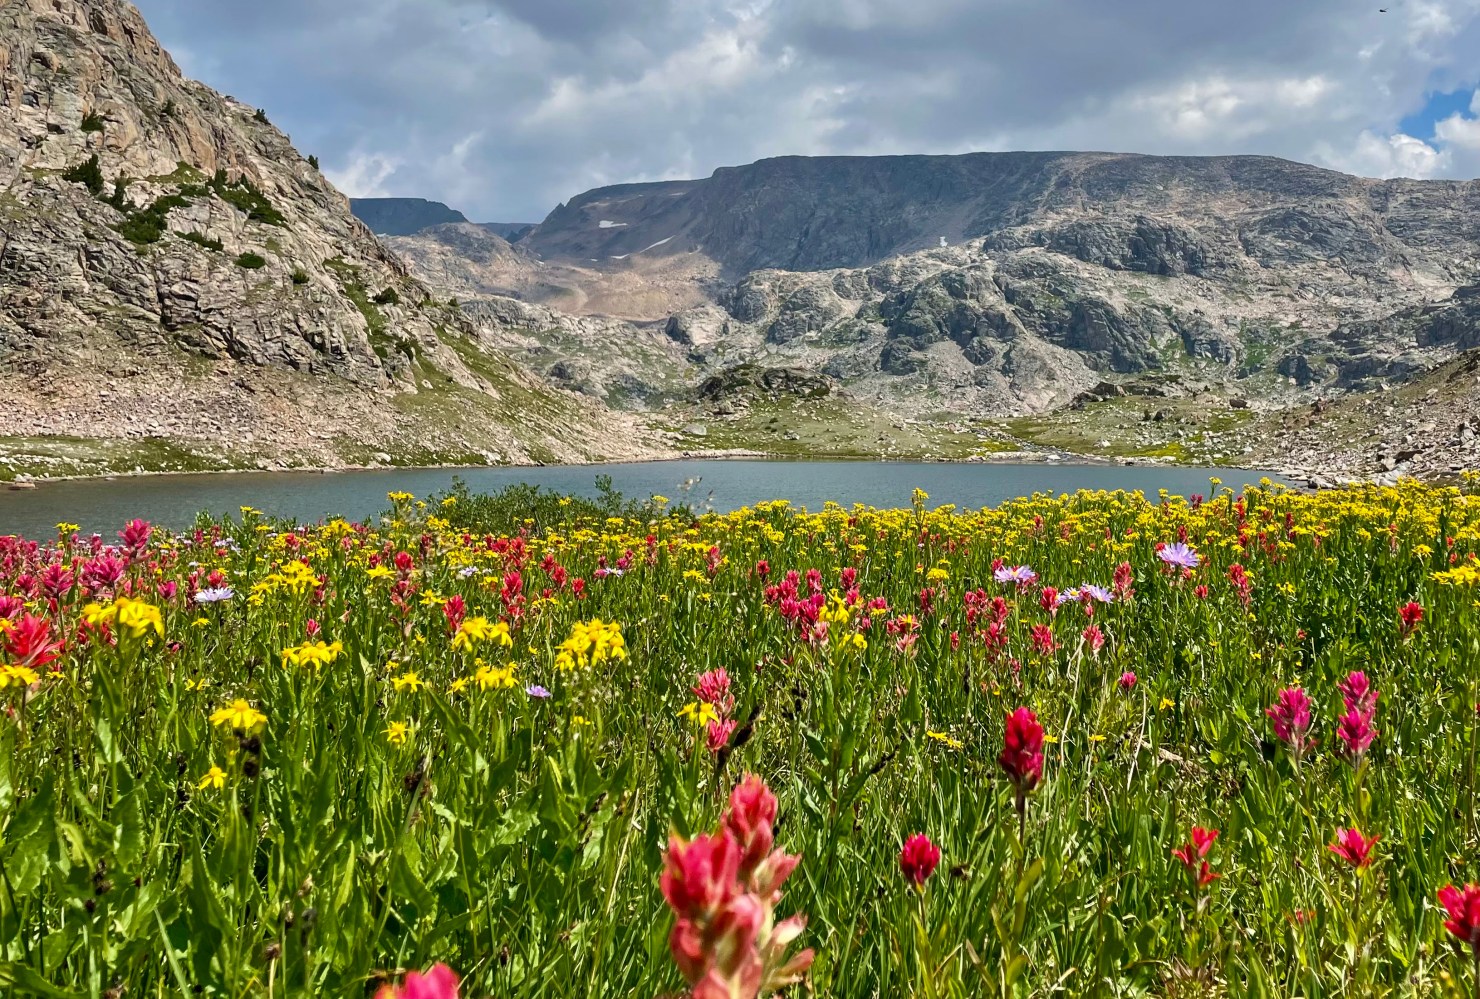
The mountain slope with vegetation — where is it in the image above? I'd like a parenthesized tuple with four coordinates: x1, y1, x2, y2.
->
(0, 0, 662, 478)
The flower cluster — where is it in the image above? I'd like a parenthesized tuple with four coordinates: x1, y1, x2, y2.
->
(555, 618, 626, 670)
(660, 775, 814, 999)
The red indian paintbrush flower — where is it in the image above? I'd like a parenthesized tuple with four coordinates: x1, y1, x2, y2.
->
(725, 775, 778, 882)
(899, 833, 941, 887)
(662, 831, 741, 920)
(1335, 705, 1378, 759)
(4, 613, 63, 670)
(1339, 671, 1377, 714)
(1439, 883, 1480, 956)
(374, 963, 459, 999)
(706, 719, 737, 754)
(1335, 670, 1379, 762)
(999, 707, 1045, 813)
(662, 775, 813, 999)
(693, 668, 735, 717)
(1172, 826, 1220, 888)
(1266, 687, 1315, 764)
(1328, 827, 1380, 869)
(1399, 600, 1424, 637)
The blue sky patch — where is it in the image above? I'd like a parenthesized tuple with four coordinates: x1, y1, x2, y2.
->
(1399, 87, 1476, 140)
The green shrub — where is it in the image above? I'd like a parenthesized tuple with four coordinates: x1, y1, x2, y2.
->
(291, 267, 310, 285)
(211, 175, 285, 227)
(235, 252, 267, 270)
(62, 155, 105, 196)
(253, 108, 269, 124)
(115, 194, 190, 246)
(372, 287, 401, 306)
(180, 231, 224, 252)
(105, 176, 130, 211)
(307, 155, 319, 171)
(160, 99, 177, 120)
(80, 111, 104, 133)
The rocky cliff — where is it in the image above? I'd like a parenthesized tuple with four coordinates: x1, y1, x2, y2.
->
(0, 0, 658, 478)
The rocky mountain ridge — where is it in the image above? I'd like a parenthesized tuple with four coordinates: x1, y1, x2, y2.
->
(0, 0, 660, 478)
(350, 196, 469, 235)
(387, 151, 1480, 448)
(350, 198, 535, 241)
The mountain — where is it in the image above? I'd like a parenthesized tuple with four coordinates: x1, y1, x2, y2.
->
(519, 152, 1480, 279)
(349, 199, 535, 241)
(387, 152, 1480, 444)
(0, 0, 657, 480)
(350, 197, 468, 235)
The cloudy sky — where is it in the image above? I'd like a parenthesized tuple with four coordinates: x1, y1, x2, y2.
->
(134, 0, 1480, 222)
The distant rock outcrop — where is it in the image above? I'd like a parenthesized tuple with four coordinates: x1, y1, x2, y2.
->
(351, 197, 469, 235)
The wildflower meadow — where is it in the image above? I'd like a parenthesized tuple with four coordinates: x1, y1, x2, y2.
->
(4, 477, 1480, 997)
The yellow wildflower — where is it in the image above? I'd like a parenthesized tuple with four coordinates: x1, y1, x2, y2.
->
(453, 616, 512, 651)
(678, 701, 720, 727)
(281, 640, 344, 669)
(210, 699, 267, 731)
(384, 722, 410, 746)
(555, 619, 626, 670)
(926, 730, 963, 750)
(197, 766, 227, 790)
(391, 671, 425, 692)
(474, 662, 517, 690)
(0, 664, 40, 689)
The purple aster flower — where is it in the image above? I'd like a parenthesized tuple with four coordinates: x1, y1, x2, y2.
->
(525, 684, 551, 699)
(1081, 584, 1115, 604)
(1158, 542, 1201, 569)
(194, 587, 234, 604)
(1055, 587, 1082, 606)
(994, 564, 1038, 586)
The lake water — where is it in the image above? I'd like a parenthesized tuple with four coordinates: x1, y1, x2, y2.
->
(0, 460, 1285, 539)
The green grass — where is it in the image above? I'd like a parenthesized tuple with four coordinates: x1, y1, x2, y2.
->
(2, 481, 1479, 996)
(0, 435, 247, 481)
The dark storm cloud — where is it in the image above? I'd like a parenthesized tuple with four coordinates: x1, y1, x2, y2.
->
(133, 0, 1480, 221)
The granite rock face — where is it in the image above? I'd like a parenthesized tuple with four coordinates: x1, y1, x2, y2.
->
(0, 0, 652, 468)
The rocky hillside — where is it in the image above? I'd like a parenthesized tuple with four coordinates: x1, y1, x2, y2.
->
(0, 0, 659, 479)
(389, 153, 1475, 434)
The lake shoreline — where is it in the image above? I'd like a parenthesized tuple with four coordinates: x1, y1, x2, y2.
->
(5, 446, 1314, 491)
(1, 458, 1306, 540)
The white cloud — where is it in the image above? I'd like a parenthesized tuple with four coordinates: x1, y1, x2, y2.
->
(1433, 90, 1480, 150)
(1315, 130, 1450, 179)
(325, 151, 401, 198)
(134, 0, 1480, 218)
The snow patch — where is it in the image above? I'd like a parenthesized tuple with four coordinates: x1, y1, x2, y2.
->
(598, 220, 627, 228)
(640, 236, 674, 252)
